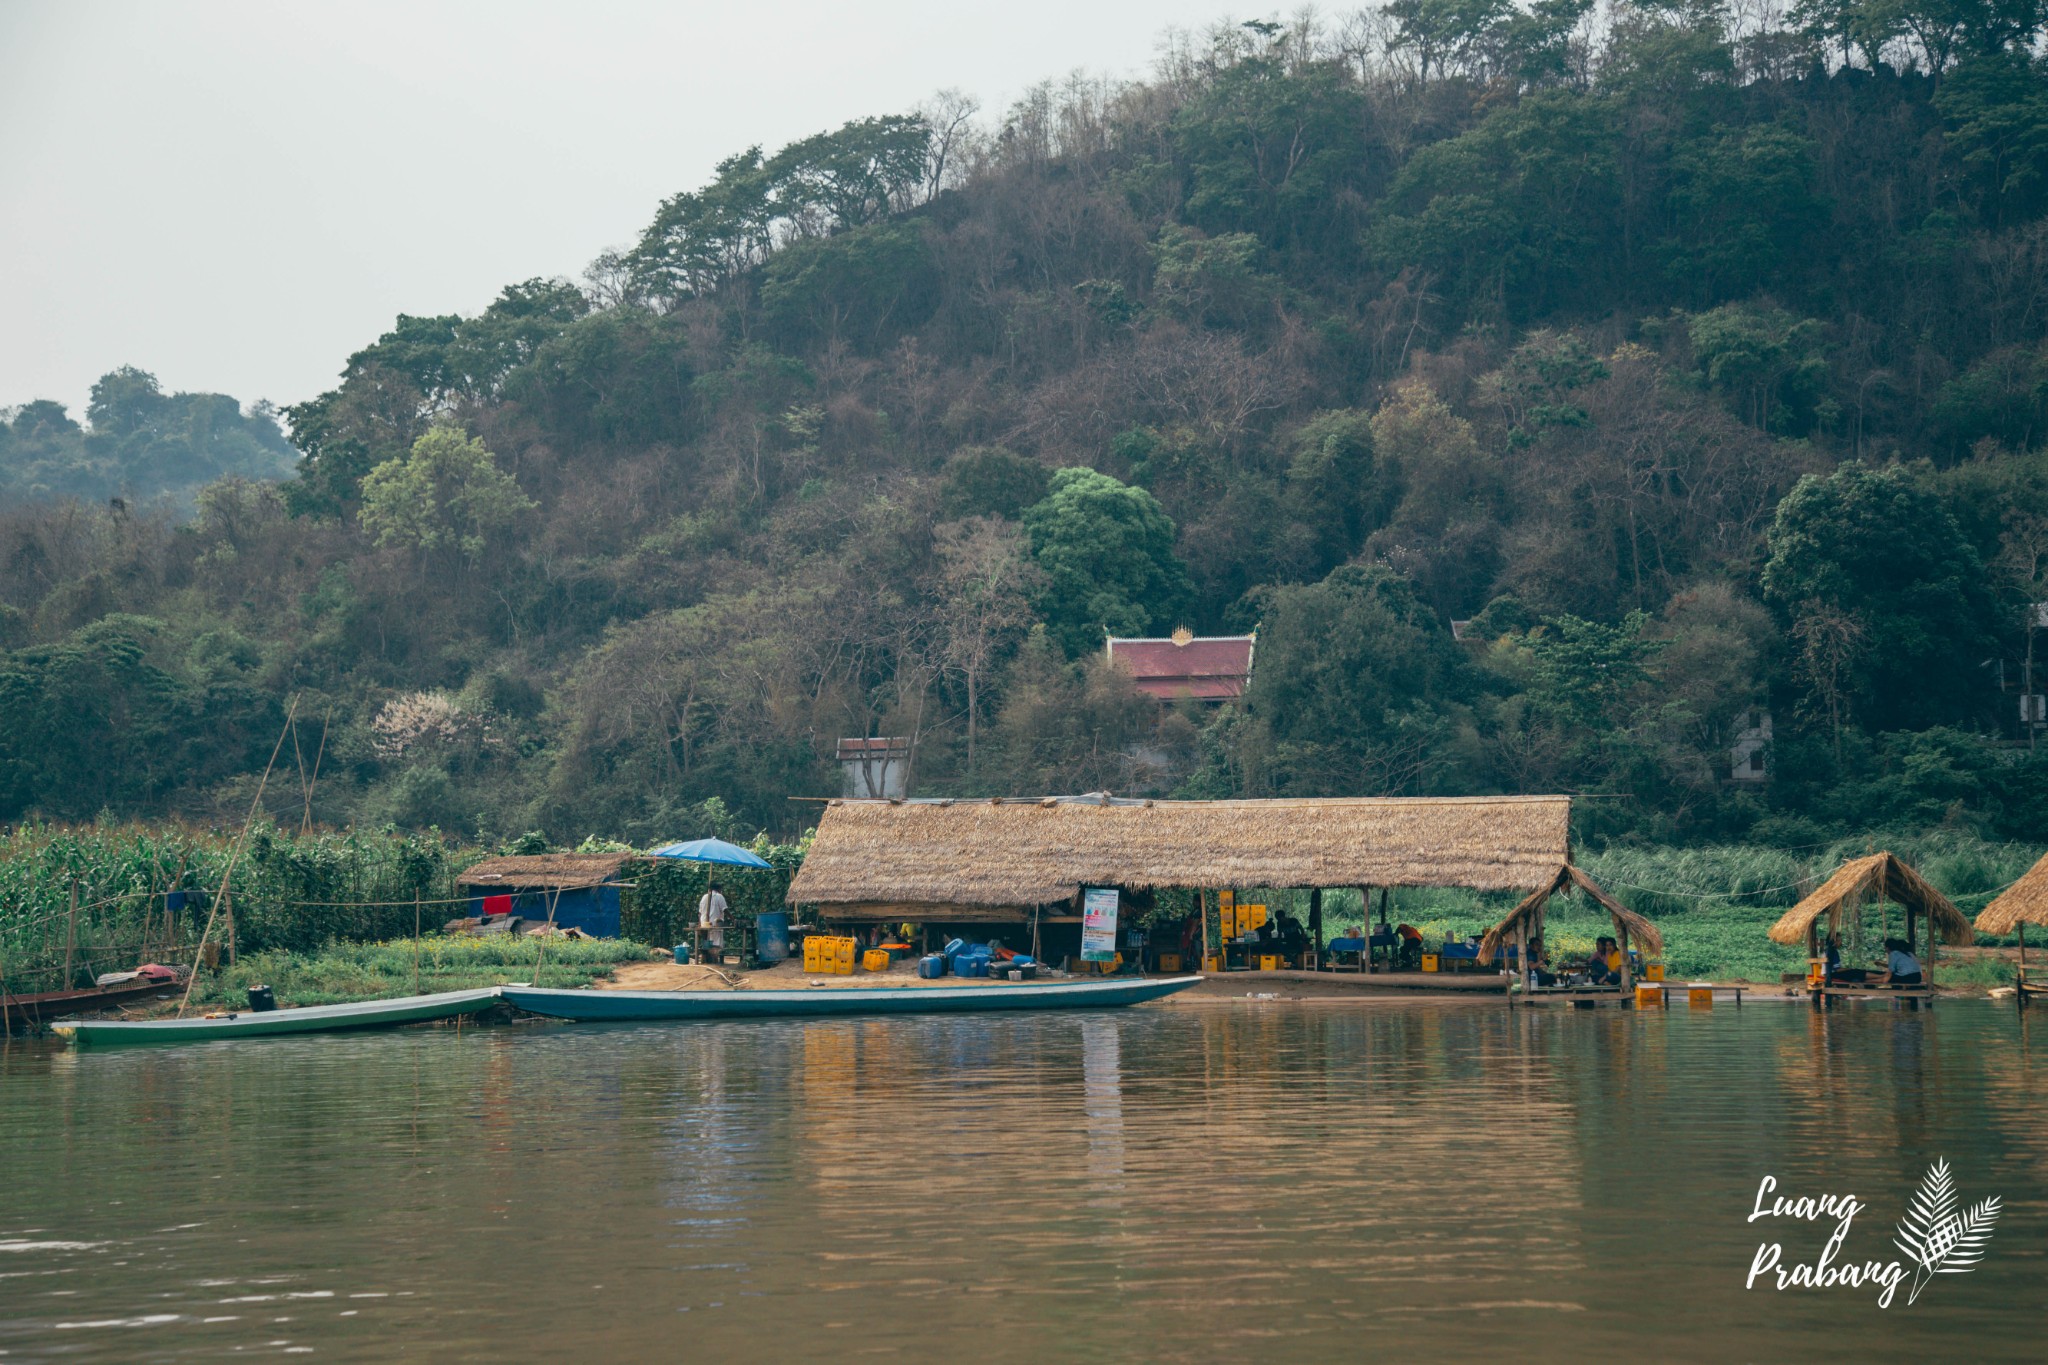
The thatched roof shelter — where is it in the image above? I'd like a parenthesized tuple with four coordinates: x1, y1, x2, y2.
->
(1766, 852, 1972, 950)
(786, 794, 1574, 918)
(456, 853, 636, 891)
(1477, 863, 1665, 966)
(1975, 851, 2048, 937)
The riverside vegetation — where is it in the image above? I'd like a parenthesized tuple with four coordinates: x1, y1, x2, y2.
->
(5, 5, 2048, 990)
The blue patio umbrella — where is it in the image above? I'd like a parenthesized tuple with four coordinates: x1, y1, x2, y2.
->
(647, 837, 773, 870)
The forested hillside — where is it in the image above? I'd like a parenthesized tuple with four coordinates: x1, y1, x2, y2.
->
(4, 3, 2048, 848)
(0, 367, 298, 511)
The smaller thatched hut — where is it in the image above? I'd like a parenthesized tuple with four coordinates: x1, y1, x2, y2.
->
(1476, 863, 1665, 991)
(1766, 853, 1970, 985)
(1976, 852, 2048, 999)
(1975, 851, 2048, 940)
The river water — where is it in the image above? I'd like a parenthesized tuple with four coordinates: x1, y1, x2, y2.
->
(1, 998, 2044, 1361)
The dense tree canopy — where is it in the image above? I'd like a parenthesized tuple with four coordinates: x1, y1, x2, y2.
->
(3, 3, 2047, 848)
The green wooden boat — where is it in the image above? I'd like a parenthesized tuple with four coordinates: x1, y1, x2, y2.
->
(500, 974, 1202, 1022)
(51, 987, 502, 1049)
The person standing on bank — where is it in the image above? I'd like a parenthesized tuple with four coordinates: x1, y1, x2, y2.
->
(698, 882, 728, 958)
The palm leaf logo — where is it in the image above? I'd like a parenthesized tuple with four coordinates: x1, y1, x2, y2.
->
(1893, 1159, 2001, 1305)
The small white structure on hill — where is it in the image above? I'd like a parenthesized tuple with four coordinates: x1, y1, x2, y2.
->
(1730, 709, 1771, 782)
(837, 736, 911, 799)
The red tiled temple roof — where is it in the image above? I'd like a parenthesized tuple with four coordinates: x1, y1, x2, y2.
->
(1105, 635, 1255, 700)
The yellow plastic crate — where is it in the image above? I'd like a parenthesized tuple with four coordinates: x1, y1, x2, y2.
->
(1242, 905, 1267, 930)
(1635, 983, 1664, 1009)
(1218, 908, 1237, 940)
(1257, 954, 1281, 971)
(804, 936, 858, 975)
(862, 949, 891, 973)
(1420, 953, 1439, 973)
(1645, 962, 1665, 982)
(1158, 953, 1182, 974)
(1203, 955, 1223, 974)
(1688, 985, 1715, 1009)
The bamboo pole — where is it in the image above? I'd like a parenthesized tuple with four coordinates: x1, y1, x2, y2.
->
(413, 892, 422, 996)
(64, 880, 77, 990)
(531, 882, 567, 988)
(177, 696, 298, 1017)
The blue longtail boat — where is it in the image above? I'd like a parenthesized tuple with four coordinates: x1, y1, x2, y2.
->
(501, 975, 1201, 1022)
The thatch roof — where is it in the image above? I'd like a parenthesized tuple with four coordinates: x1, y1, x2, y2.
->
(1477, 864, 1663, 964)
(457, 854, 635, 891)
(786, 795, 1573, 909)
(1766, 852, 1973, 947)
(1975, 851, 2048, 936)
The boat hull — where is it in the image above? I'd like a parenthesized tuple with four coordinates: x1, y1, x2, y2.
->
(52, 987, 502, 1048)
(501, 975, 1203, 1022)
(2, 978, 185, 1027)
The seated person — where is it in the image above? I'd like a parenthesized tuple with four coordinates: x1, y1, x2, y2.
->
(1394, 922, 1424, 971)
(1583, 936, 1622, 986)
(1526, 933, 1557, 987)
(1274, 911, 1310, 959)
(1884, 938, 1924, 987)
(1821, 932, 1875, 984)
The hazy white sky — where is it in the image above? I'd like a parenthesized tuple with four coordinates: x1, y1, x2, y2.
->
(1, 0, 1217, 417)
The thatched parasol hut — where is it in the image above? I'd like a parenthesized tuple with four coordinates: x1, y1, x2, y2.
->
(1975, 851, 2048, 940)
(1765, 853, 1971, 985)
(1976, 852, 2048, 1000)
(1475, 863, 1666, 991)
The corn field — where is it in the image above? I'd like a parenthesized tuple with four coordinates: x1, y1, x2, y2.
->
(0, 821, 487, 995)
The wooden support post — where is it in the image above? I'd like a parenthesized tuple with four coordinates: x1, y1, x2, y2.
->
(1618, 921, 1633, 993)
(226, 887, 236, 966)
(1358, 887, 1371, 971)
(1308, 888, 1323, 971)
(413, 892, 422, 996)
(1378, 887, 1391, 972)
(65, 880, 78, 990)
(1199, 889, 1210, 969)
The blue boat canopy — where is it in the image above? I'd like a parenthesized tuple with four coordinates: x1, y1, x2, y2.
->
(647, 837, 773, 869)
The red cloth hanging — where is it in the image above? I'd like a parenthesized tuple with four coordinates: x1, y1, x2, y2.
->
(483, 893, 514, 917)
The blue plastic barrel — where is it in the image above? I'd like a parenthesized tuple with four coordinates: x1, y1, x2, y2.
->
(672, 942, 691, 964)
(755, 911, 791, 963)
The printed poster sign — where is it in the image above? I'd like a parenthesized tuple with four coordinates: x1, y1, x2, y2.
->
(1081, 887, 1120, 962)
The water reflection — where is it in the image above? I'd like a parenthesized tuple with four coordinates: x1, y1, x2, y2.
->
(0, 1002, 2044, 1361)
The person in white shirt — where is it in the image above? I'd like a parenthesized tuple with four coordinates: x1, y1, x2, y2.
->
(698, 883, 728, 952)
(1883, 938, 1923, 986)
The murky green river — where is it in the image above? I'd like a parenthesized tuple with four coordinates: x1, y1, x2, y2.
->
(2, 998, 2044, 1361)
